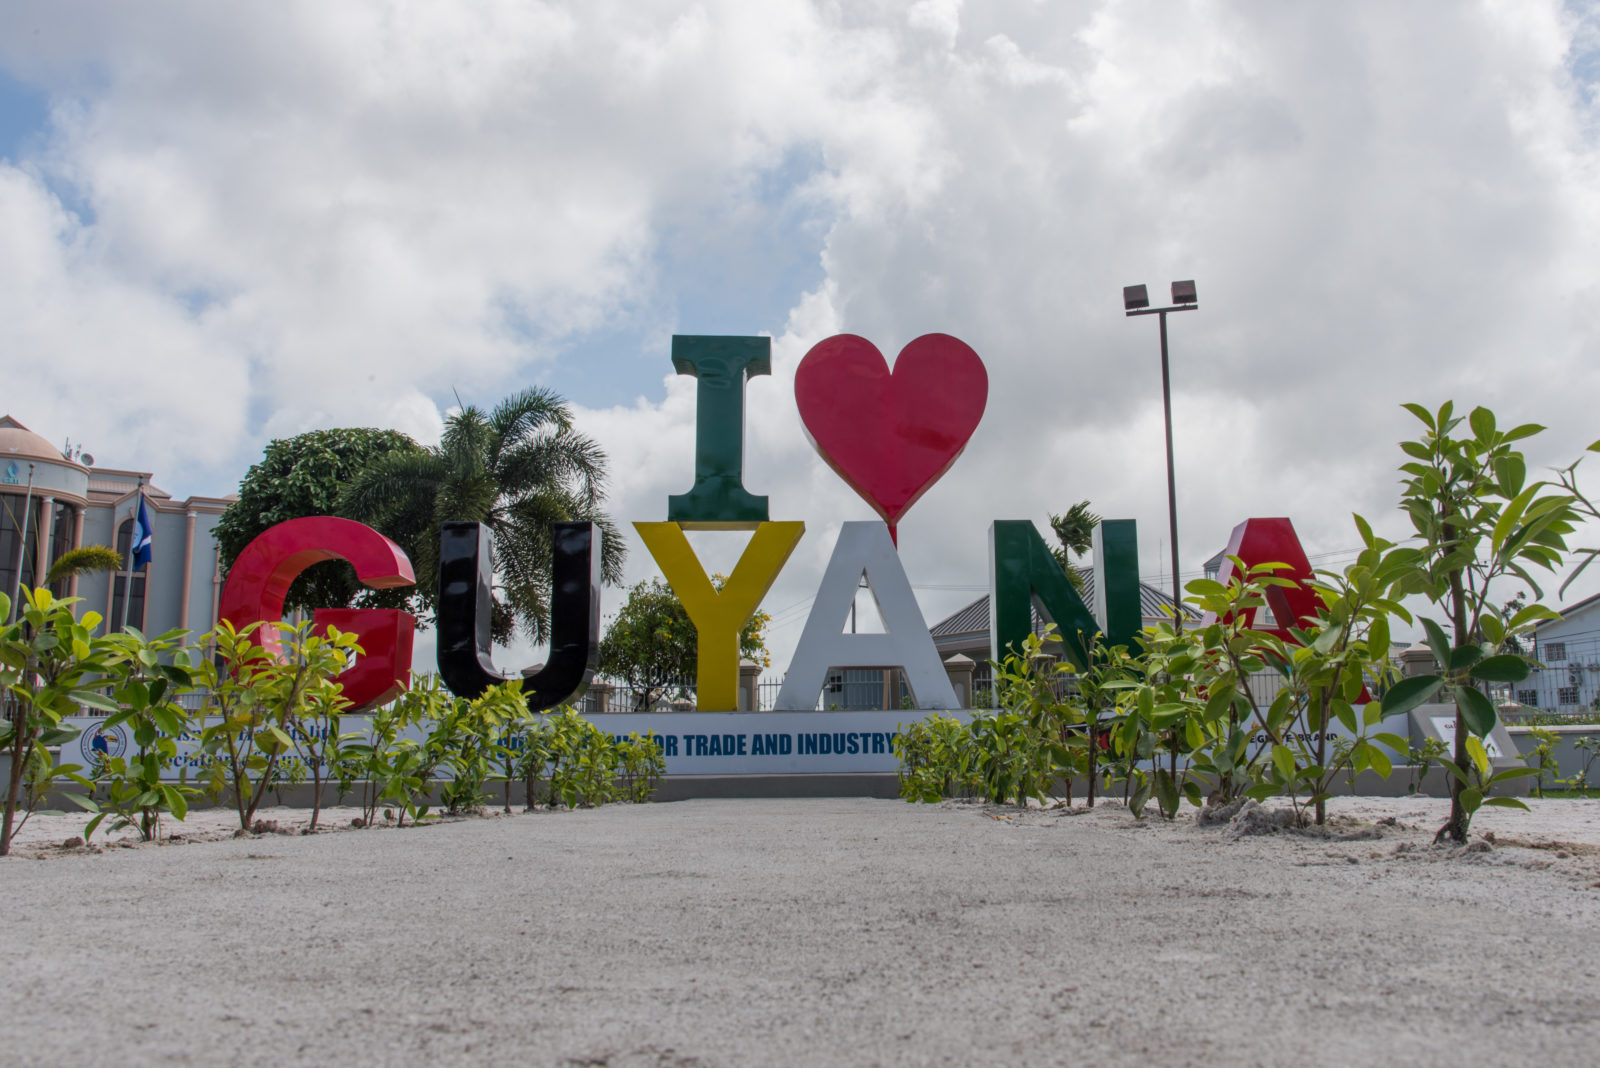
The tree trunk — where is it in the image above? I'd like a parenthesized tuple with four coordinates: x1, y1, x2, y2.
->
(1, 724, 27, 856)
(1314, 692, 1329, 826)
(1086, 722, 1098, 808)
(1439, 561, 1472, 843)
(309, 761, 323, 832)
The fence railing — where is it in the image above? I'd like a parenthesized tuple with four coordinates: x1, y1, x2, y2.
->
(1520, 636, 1600, 713)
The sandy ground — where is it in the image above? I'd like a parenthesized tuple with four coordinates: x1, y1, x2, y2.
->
(4, 796, 1600, 1066)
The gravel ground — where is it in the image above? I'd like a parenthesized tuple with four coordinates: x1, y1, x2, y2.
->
(4, 796, 1600, 1066)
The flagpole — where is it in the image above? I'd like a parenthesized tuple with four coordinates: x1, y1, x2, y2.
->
(119, 479, 143, 634)
(7, 463, 36, 624)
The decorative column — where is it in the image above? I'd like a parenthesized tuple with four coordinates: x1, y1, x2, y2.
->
(738, 659, 762, 711)
(68, 507, 85, 598)
(943, 653, 975, 709)
(33, 496, 54, 590)
(179, 509, 197, 634)
(1398, 643, 1436, 678)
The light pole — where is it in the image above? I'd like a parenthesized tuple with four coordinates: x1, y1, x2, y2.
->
(1124, 279, 1198, 631)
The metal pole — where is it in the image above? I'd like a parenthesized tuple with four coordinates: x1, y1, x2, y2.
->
(7, 463, 36, 624)
(1157, 310, 1182, 632)
(119, 480, 143, 634)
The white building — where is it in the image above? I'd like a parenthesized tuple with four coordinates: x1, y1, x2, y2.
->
(0, 416, 231, 639)
(1525, 592, 1600, 712)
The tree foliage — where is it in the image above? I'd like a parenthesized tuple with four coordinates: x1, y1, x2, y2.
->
(599, 577, 769, 711)
(1049, 500, 1099, 592)
(216, 428, 426, 615)
(1389, 401, 1574, 842)
(341, 388, 624, 644)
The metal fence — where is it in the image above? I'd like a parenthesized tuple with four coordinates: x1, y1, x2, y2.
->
(1518, 636, 1600, 714)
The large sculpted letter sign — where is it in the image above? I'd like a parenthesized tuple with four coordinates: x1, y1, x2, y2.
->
(217, 516, 417, 711)
(188, 331, 1355, 786)
(436, 521, 603, 712)
(794, 333, 987, 544)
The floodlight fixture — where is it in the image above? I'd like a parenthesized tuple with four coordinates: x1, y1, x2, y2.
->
(1171, 279, 1197, 305)
(1123, 284, 1149, 311)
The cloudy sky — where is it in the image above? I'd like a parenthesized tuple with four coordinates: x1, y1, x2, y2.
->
(4, 0, 1600, 669)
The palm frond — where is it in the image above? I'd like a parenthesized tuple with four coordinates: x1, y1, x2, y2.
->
(46, 545, 123, 585)
(497, 430, 609, 507)
(340, 450, 449, 523)
(488, 386, 572, 459)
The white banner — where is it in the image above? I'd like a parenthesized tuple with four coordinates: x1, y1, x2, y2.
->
(59, 710, 971, 780)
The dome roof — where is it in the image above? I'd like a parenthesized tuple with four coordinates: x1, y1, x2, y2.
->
(0, 416, 66, 464)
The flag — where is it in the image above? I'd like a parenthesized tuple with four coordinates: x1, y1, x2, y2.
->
(131, 493, 153, 571)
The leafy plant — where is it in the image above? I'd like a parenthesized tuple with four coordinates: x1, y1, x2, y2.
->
(197, 619, 361, 833)
(894, 713, 979, 802)
(1526, 726, 1559, 798)
(1407, 736, 1449, 795)
(432, 683, 526, 815)
(521, 707, 623, 809)
(1571, 735, 1600, 790)
(336, 678, 448, 828)
(613, 731, 667, 803)
(86, 626, 200, 842)
(1386, 401, 1573, 841)
(0, 589, 109, 855)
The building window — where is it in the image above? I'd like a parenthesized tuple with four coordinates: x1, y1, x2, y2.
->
(1558, 685, 1581, 706)
(111, 518, 147, 632)
(1545, 642, 1567, 663)
(48, 501, 77, 597)
(0, 495, 39, 599)
(1516, 689, 1539, 707)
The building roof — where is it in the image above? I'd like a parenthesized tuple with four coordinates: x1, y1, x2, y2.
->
(929, 573, 1198, 641)
(0, 415, 79, 468)
(1535, 589, 1600, 630)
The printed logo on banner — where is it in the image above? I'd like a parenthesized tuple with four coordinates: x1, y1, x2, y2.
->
(80, 723, 130, 764)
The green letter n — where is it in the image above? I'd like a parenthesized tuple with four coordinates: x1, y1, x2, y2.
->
(988, 519, 1140, 670)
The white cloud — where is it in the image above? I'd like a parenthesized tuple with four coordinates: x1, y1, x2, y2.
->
(3, 0, 1600, 671)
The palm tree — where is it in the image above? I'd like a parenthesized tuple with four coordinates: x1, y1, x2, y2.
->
(341, 387, 625, 644)
(1049, 500, 1100, 594)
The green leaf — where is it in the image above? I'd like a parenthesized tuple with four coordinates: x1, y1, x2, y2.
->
(1420, 618, 1451, 667)
(1366, 744, 1392, 779)
(75, 691, 121, 713)
(1482, 796, 1530, 811)
(1379, 674, 1445, 717)
(1153, 768, 1180, 818)
(1468, 406, 1495, 442)
(1401, 403, 1434, 430)
(1469, 654, 1530, 683)
(1368, 615, 1390, 660)
(1465, 735, 1491, 777)
(1501, 423, 1545, 444)
(1448, 644, 1483, 672)
(1271, 744, 1295, 781)
(1457, 686, 1498, 738)
(1129, 775, 1151, 818)
(1461, 787, 1484, 815)
(1494, 454, 1526, 498)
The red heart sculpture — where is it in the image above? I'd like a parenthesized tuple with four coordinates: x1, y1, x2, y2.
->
(795, 333, 987, 540)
